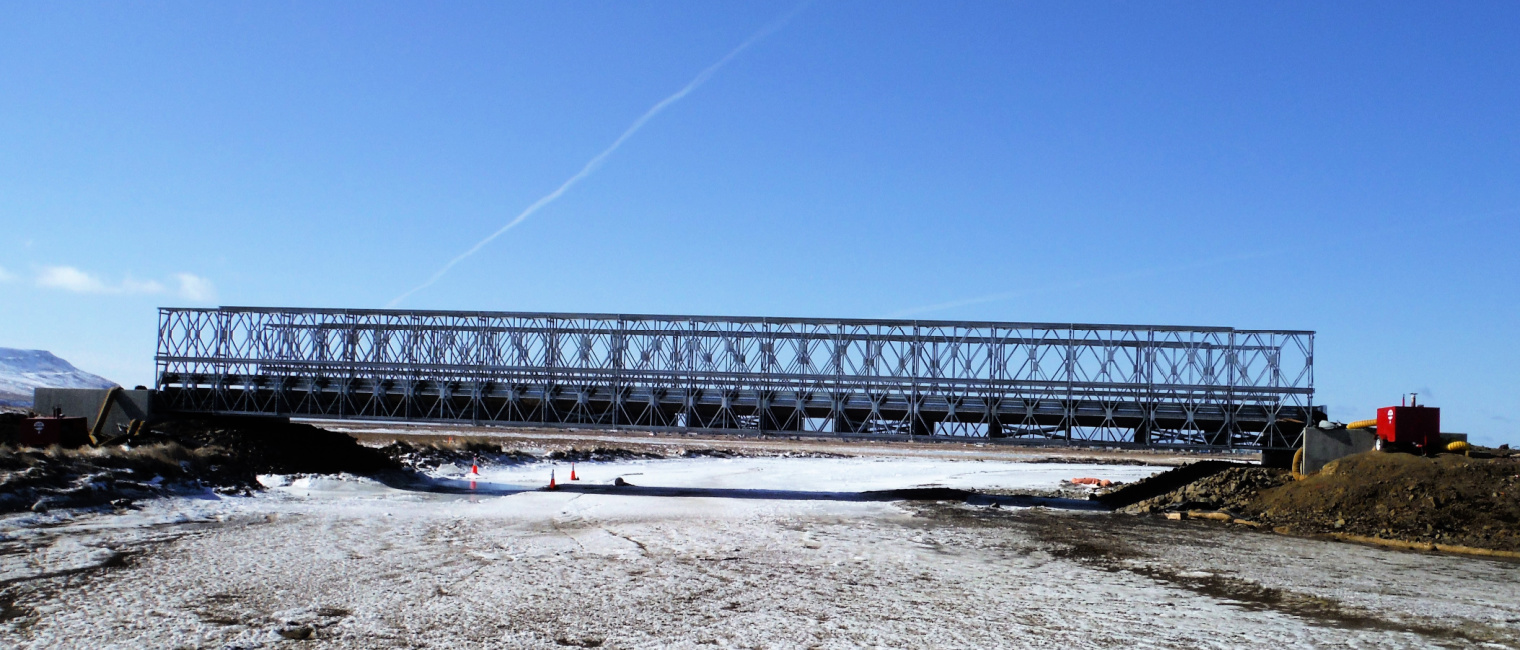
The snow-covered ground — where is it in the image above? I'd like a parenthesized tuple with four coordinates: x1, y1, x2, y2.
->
(418, 455, 1162, 494)
(3, 455, 1518, 648)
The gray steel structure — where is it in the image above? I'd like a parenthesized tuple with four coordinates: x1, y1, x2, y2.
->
(154, 307, 1316, 449)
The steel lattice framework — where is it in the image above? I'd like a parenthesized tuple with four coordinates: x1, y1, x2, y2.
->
(155, 307, 1316, 449)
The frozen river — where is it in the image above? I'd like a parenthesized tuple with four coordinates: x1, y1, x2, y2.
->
(3, 455, 1518, 648)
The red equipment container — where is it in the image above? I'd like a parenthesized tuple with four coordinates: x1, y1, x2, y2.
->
(19, 415, 90, 448)
(1376, 404, 1441, 452)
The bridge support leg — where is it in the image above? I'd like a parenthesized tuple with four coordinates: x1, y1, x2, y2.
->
(911, 418, 934, 437)
(833, 415, 854, 434)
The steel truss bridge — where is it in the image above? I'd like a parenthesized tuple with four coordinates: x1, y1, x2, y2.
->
(155, 307, 1317, 450)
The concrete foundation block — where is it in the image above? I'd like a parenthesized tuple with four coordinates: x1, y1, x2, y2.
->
(1302, 426, 1378, 474)
(33, 388, 155, 438)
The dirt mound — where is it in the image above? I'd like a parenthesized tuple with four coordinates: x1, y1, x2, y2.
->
(1122, 467, 1291, 515)
(682, 448, 740, 458)
(152, 417, 397, 477)
(680, 448, 850, 459)
(0, 417, 402, 514)
(1254, 451, 1520, 551)
(0, 442, 248, 513)
(548, 446, 664, 462)
(1123, 450, 1520, 553)
(1098, 460, 1251, 509)
(1024, 456, 1156, 466)
(379, 440, 536, 471)
(0, 411, 33, 444)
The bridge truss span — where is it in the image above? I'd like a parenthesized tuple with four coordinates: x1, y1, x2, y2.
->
(154, 307, 1316, 449)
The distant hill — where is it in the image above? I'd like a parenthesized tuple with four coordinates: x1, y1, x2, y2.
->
(0, 348, 117, 407)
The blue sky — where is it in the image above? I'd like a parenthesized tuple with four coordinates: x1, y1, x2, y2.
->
(1, 2, 1516, 444)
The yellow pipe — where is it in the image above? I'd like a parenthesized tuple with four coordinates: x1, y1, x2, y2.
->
(1346, 419, 1377, 430)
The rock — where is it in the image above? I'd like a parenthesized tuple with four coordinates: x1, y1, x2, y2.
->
(279, 625, 314, 640)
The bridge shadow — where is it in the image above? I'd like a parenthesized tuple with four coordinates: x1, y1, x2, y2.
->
(395, 474, 1102, 511)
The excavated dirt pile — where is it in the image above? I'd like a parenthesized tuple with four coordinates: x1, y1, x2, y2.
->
(1122, 450, 1520, 553)
(0, 418, 401, 514)
(1122, 466, 1292, 515)
(547, 446, 665, 463)
(1255, 451, 1520, 551)
(377, 440, 537, 471)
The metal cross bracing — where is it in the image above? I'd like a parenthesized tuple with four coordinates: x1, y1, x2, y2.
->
(154, 307, 1318, 450)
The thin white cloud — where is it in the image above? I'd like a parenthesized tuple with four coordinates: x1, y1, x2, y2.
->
(174, 273, 217, 302)
(37, 266, 114, 293)
(120, 276, 167, 294)
(388, 2, 811, 308)
(34, 266, 213, 300)
(0, 266, 15, 283)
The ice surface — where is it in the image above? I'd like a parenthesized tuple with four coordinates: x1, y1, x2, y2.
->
(3, 455, 1517, 649)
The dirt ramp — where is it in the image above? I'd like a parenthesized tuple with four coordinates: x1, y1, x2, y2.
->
(1097, 460, 1252, 509)
(1120, 466, 1290, 515)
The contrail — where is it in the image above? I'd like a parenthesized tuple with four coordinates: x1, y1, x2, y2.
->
(389, 3, 810, 307)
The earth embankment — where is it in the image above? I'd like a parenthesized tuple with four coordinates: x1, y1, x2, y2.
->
(1122, 449, 1520, 553)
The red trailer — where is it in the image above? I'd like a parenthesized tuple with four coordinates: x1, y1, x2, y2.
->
(20, 413, 90, 448)
(1375, 398, 1441, 454)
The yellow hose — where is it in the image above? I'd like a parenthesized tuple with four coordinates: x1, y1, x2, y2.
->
(1346, 419, 1377, 430)
(1446, 440, 1470, 454)
(1291, 447, 1306, 480)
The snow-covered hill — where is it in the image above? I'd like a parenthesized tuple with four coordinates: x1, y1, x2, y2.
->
(0, 348, 117, 407)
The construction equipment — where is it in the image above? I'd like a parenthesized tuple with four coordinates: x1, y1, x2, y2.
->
(1373, 394, 1442, 454)
(20, 407, 90, 448)
(88, 386, 151, 446)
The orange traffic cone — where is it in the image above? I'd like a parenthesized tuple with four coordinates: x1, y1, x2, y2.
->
(549, 469, 558, 490)
(470, 458, 480, 476)
(570, 463, 579, 481)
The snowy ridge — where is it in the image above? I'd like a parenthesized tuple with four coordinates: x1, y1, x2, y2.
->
(0, 348, 116, 407)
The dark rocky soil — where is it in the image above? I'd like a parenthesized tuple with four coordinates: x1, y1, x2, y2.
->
(0, 418, 862, 514)
(377, 440, 538, 471)
(1122, 450, 1520, 552)
(1256, 451, 1520, 551)
(0, 417, 401, 514)
(1122, 466, 1292, 515)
